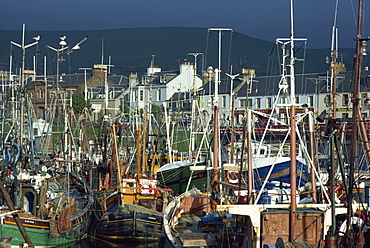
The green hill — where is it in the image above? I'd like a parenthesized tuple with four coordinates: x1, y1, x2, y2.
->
(0, 27, 362, 77)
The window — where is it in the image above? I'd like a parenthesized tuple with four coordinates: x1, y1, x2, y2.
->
(247, 99, 252, 107)
(343, 94, 349, 106)
(221, 96, 226, 107)
(325, 95, 331, 107)
(267, 98, 272, 108)
(256, 98, 261, 109)
(295, 97, 299, 104)
(139, 90, 144, 101)
(38, 89, 43, 99)
(308, 96, 313, 107)
(361, 93, 368, 106)
(199, 96, 204, 108)
(39, 107, 45, 119)
(240, 100, 246, 108)
(158, 89, 161, 101)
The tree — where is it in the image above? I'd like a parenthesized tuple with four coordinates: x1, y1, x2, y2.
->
(72, 93, 85, 115)
(151, 103, 163, 122)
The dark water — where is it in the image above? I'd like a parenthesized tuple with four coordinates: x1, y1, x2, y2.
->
(60, 238, 160, 248)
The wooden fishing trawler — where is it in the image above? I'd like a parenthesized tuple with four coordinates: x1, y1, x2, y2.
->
(91, 113, 173, 243)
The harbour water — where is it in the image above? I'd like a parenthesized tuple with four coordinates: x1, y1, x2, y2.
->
(62, 238, 161, 248)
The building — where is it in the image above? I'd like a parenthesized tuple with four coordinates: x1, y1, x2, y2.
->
(130, 62, 202, 112)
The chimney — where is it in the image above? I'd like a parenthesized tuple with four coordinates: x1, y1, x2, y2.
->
(129, 72, 138, 88)
(93, 64, 108, 78)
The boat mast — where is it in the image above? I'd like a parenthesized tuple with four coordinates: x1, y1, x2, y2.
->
(330, 0, 339, 120)
(112, 124, 123, 205)
(208, 28, 232, 195)
(347, 0, 370, 233)
(288, 0, 297, 241)
(10, 24, 40, 207)
(188, 52, 202, 162)
(225, 67, 239, 165)
(211, 68, 220, 193)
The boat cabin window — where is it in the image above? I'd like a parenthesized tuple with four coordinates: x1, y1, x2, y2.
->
(361, 93, 368, 105)
(343, 94, 349, 106)
(325, 95, 331, 107)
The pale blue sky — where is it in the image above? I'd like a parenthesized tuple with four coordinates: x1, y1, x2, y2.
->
(0, 0, 366, 48)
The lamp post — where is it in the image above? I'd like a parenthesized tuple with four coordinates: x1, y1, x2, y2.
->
(47, 36, 70, 90)
(10, 24, 40, 208)
(10, 23, 40, 149)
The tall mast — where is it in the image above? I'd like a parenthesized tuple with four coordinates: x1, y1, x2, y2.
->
(330, 0, 339, 119)
(288, 0, 297, 242)
(188, 52, 202, 161)
(226, 67, 239, 164)
(10, 24, 40, 207)
(208, 28, 232, 185)
(10, 24, 39, 150)
(347, 0, 370, 233)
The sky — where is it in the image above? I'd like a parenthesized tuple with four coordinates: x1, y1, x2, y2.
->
(0, 0, 367, 49)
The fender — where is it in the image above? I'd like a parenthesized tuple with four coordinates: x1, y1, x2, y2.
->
(226, 171, 240, 184)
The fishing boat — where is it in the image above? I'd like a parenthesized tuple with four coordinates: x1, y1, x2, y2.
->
(216, 0, 370, 247)
(0, 170, 94, 247)
(0, 90, 94, 247)
(157, 160, 209, 195)
(157, 53, 213, 196)
(163, 36, 232, 246)
(91, 105, 173, 243)
(163, 1, 370, 247)
(0, 28, 95, 247)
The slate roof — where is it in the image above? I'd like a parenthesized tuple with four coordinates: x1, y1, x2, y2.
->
(109, 75, 129, 85)
(201, 70, 370, 98)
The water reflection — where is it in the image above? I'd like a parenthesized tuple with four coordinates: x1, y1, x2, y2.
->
(58, 237, 160, 247)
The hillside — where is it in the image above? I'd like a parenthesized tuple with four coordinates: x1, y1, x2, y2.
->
(0, 27, 363, 77)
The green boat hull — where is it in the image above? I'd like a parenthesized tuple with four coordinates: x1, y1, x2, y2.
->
(157, 161, 208, 195)
(0, 223, 86, 247)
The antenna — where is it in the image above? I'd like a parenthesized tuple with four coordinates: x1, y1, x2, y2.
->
(101, 38, 104, 65)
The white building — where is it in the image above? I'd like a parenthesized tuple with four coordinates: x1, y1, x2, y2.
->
(130, 62, 202, 110)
